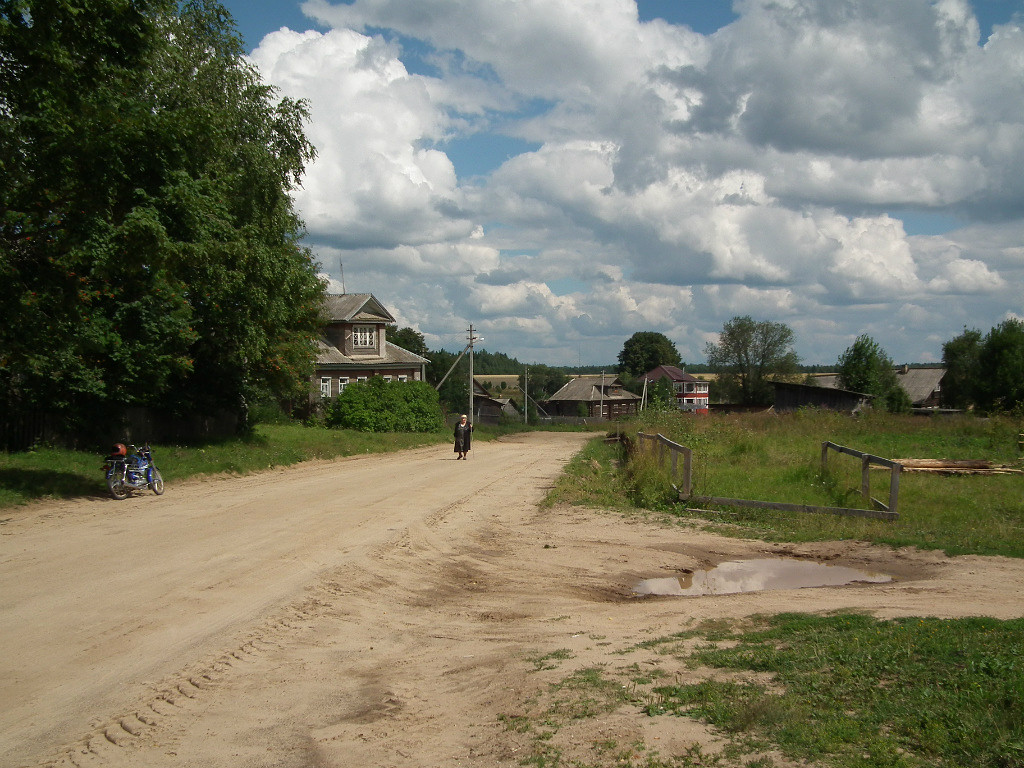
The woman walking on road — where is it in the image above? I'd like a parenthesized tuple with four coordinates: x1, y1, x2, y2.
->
(454, 414, 473, 459)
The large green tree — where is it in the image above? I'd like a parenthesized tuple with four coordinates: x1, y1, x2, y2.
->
(941, 327, 982, 409)
(836, 335, 910, 413)
(704, 316, 798, 405)
(617, 331, 682, 378)
(1, 0, 323, 437)
(974, 319, 1024, 414)
(386, 325, 429, 358)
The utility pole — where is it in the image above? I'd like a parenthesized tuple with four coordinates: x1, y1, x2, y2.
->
(467, 324, 479, 420)
(523, 366, 528, 424)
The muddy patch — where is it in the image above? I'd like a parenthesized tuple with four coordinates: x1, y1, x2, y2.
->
(635, 557, 892, 597)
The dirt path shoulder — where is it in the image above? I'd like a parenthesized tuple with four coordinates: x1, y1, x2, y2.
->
(2, 431, 1022, 768)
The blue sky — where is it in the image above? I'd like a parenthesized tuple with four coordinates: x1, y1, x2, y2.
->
(222, 0, 1023, 365)
(228, 1, 744, 52)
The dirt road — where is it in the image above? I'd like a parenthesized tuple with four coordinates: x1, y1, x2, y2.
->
(2, 431, 1023, 768)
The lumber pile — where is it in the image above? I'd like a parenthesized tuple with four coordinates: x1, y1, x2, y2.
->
(894, 459, 1023, 475)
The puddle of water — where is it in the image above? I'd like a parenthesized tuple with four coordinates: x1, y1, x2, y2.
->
(634, 558, 892, 597)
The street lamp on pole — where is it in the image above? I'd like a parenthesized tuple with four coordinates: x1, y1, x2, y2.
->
(467, 325, 481, 420)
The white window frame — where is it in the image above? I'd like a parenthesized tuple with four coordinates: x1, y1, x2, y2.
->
(353, 324, 376, 348)
(398, 375, 408, 383)
(383, 375, 392, 383)
(320, 377, 332, 398)
(338, 376, 349, 393)
(357, 376, 368, 383)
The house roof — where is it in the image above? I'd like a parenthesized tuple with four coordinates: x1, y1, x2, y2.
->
(896, 366, 946, 405)
(642, 365, 701, 383)
(546, 375, 641, 403)
(316, 339, 428, 366)
(774, 380, 874, 399)
(316, 293, 427, 367)
(323, 293, 395, 324)
(808, 366, 945, 406)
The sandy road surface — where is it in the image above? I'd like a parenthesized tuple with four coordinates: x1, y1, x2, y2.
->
(2, 430, 1023, 768)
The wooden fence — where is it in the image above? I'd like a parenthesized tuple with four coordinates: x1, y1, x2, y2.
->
(636, 432, 692, 496)
(635, 432, 900, 521)
(820, 441, 902, 518)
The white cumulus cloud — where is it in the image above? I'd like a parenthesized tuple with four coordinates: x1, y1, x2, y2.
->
(244, 0, 1024, 365)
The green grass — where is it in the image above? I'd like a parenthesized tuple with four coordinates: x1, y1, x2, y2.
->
(547, 410, 1024, 559)
(541, 436, 633, 510)
(642, 613, 1024, 768)
(0, 423, 453, 507)
(504, 615, 1024, 768)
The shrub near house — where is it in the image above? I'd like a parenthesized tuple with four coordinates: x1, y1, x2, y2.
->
(324, 378, 443, 432)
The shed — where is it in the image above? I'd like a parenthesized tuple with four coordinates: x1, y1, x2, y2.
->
(773, 381, 874, 413)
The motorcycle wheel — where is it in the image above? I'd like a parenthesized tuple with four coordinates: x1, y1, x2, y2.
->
(108, 475, 130, 500)
(150, 469, 165, 495)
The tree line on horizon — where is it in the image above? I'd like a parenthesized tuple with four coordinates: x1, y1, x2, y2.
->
(389, 315, 1024, 416)
(612, 317, 1024, 414)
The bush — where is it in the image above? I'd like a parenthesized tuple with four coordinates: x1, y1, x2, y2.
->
(323, 378, 445, 432)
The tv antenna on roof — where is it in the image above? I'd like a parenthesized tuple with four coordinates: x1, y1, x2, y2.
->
(339, 260, 346, 294)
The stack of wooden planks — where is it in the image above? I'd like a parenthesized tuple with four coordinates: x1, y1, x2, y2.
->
(894, 459, 1023, 475)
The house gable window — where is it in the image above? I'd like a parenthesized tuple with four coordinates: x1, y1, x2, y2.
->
(353, 325, 376, 349)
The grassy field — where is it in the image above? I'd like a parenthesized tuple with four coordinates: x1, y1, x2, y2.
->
(547, 409, 1024, 559)
(640, 613, 1024, 768)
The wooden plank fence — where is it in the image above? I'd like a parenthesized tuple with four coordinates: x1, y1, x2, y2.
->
(636, 432, 692, 496)
(634, 433, 900, 521)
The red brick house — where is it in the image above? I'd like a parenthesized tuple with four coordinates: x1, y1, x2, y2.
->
(642, 365, 709, 414)
(313, 294, 428, 399)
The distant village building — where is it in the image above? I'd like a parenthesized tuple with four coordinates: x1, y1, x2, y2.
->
(641, 365, 709, 414)
(772, 381, 874, 413)
(471, 378, 519, 423)
(544, 374, 641, 419)
(807, 365, 945, 409)
(313, 294, 429, 399)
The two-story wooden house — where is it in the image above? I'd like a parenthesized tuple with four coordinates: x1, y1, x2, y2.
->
(642, 365, 710, 414)
(313, 294, 429, 399)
